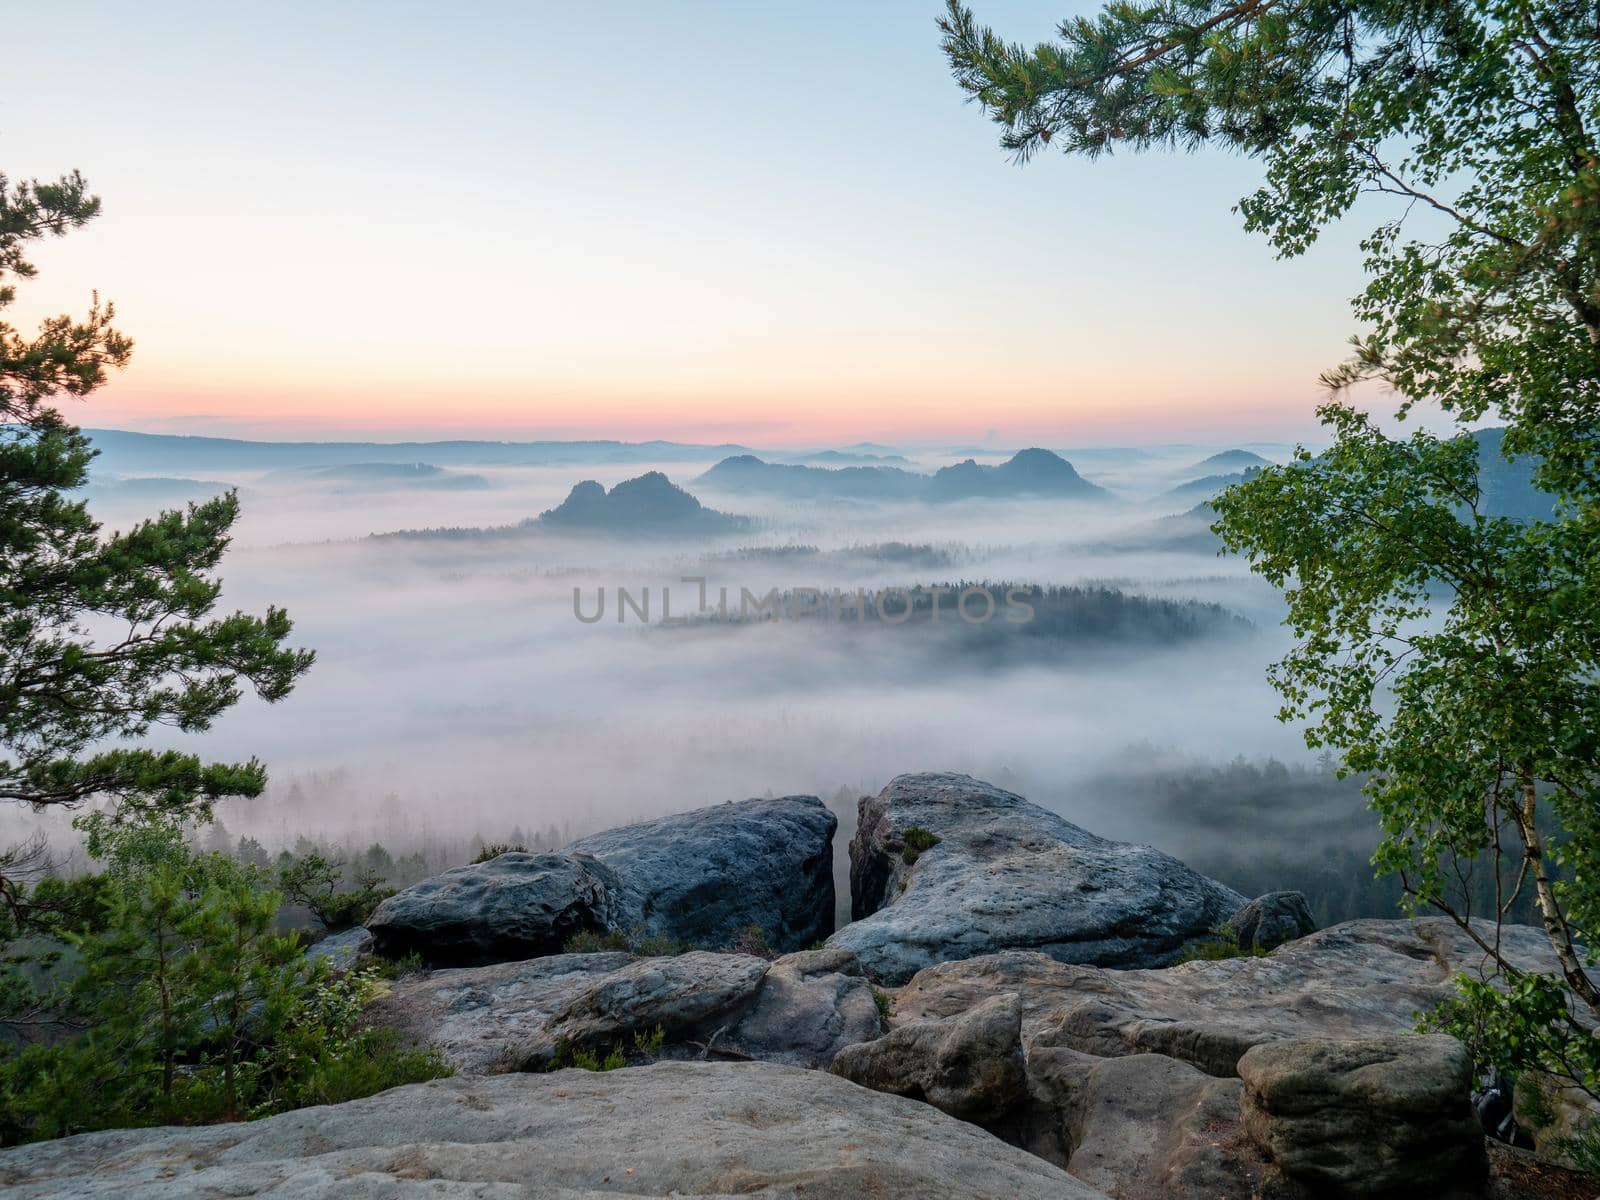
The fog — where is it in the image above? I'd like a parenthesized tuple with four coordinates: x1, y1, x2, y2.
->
(18, 438, 1379, 911)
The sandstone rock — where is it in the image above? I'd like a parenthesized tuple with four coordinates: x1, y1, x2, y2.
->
(540, 950, 770, 1065)
(367, 948, 878, 1073)
(1230, 890, 1315, 952)
(893, 916, 1560, 1077)
(1238, 1034, 1487, 1195)
(0, 1061, 1110, 1200)
(1026, 1047, 1268, 1198)
(826, 772, 1246, 983)
(570, 794, 837, 953)
(722, 948, 883, 1066)
(303, 926, 374, 973)
(365, 851, 621, 966)
(831, 992, 1026, 1122)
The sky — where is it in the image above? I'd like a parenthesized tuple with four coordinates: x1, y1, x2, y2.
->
(3, 1, 1377, 447)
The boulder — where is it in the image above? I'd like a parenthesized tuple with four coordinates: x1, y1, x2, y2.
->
(831, 992, 1026, 1122)
(826, 772, 1247, 984)
(1229, 890, 1315, 952)
(892, 916, 1560, 1077)
(1025, 1047, 1268, 1197)
(366, 948, 879, 1073)
(570, 794, 837, 953)
(366, 795, 837, 967)
(1237, 1034, 1487, 1195)
(365, 851, 621, 966)
(721, 947, 883, 1066)
(0, 1061, 1111, 1200)
(302, 926, 374, 973)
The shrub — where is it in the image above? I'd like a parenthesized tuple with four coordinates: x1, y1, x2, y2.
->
(0, 826, 449, 1145)
(551, 1024, 666, 1073)
(471, 843, 528, 864)
(900, 826, 941, 865)
(724, 923, 777, 960)
(277, 853, 393, 931)
(1175, 924, 1265, 964)
(561, 927, 699, 956)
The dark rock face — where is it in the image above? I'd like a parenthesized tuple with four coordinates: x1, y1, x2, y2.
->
(1238, 1034, 1487, 1196)
(828, 773, 1246, 984)
(1229, 890, 1316, 952)
(571, 794, 837, 954)
(831, 992, 1027, 1122)
(368, 795, 836, 967)
(366, 852, 621, 966)
(0, 1062, 1110, 1200)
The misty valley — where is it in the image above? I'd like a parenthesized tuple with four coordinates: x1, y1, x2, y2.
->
(7, 430, 1549, 936)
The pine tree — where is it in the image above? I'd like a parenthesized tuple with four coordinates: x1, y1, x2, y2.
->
(0, 169, 312, 911)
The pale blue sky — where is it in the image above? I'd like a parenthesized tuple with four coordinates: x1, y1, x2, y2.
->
(3, 1, 1373, 445)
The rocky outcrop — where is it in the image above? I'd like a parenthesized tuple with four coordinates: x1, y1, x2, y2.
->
(1025, 1047, 1268, 1197)
(570, 794, 836, 953)
(720, 946, 883, 1066)
(0, 1061, 1111, 1200)
(367, 795, 836, 966)
(366, 851, 621, 965)
(1238, 1034, 1487, 1196)
(840, 917, 1565, 1198)
(891, 916, 1557, 1078)
(826, 773, 1247, 984)
(1228, 890, 1315, 952)
(302, 925, 374, 973)
(366, 947, 880, 1073)
(831, 992, 1026, 1122)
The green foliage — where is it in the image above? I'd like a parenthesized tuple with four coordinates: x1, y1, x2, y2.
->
(900, 826, 941, 865)
(724, 922, 777, 959)
(561, 926, 699, 957)
(944, 0, 1600, 1104)
(371, 949, 426, 979)
(0, 826, 447, 1144)
(277, 852, 393, 931)
(0, 167, 312, 878)
(563, 928, 632, 954)
(1176, 922, 1266, 963)
(471, 842, 528, 863)
(871, 985, 892, 1020)
(553, 1024, 666, 1073)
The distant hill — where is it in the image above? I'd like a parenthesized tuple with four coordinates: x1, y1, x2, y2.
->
(697, 455, 926, 501)
(535, 472, 751, 536)
(81, 429, 756, 473)
(781, 450, 911, 466)
(700, 448, 1109, 503)
(1162, 468, 1260, 503)
(282, 463, 492, 491)
(926, 448, 1112, 501)
(1471, 427, 1557, 521)
(1187, 449, 1271, 474)
(83, 476, 234, 505)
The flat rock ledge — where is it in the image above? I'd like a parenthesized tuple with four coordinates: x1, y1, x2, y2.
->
(0, 1061, 1111, 1200)
(367, 946, 883, 1072)
(825, 772, 1247, 984)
